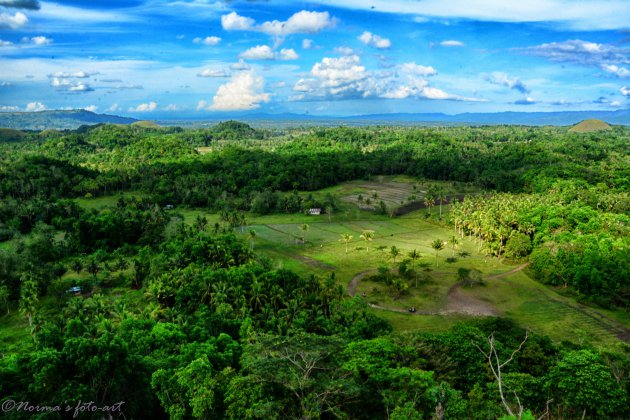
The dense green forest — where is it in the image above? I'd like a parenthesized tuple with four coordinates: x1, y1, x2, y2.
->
(0, 122, 629, 419)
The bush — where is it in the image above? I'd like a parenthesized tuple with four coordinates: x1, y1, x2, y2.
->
(504, 232, 532, 259)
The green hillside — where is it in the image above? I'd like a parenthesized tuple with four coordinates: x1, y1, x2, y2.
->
(568, 118, 612, 133)
(0, 109, 137, 130)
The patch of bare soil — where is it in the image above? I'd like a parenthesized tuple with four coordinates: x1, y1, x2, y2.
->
(443, 283, 498, 316)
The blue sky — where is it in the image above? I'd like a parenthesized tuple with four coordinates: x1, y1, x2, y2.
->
(0, 0, 629, 117)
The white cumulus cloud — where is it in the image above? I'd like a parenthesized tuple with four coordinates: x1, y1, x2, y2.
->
(293, 54, 479, 102)
(83, 105, 97, 112)
(49, 71, 96, 78)
(302, 38, 314, 49)
(239, 45, 275, 60)
(222, 10, 335, 41)
(602, 64, 630, 78)
(525, 39, 630, 66)
(358, 31, 391, 49)
(484, 72, 529, 93)
(25, 101, 46, 111)
(278, 48, 299, 60)
(193, 36, 221, 46)
(620, 86, 630, 96)
(400, 62, 437, 77)
(30, 36, 52, 45)
(205, 71, 270, 111)
(129, 101, 157, 112)
(0, 11, 27, 29)
(50, 77, 93, 92)
(221, 11, 255, 31)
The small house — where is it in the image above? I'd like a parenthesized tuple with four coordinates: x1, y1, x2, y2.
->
(308, 208, 321, 215)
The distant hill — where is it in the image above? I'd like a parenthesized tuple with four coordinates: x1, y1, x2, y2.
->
(0, 128, 27, 142)
(131, 120, 161, 128)
(568, 119, 612, 133)
(0, 110, 137, 130)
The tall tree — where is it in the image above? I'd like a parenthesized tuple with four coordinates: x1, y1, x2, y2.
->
(19, 274, 38, 328)
(339, 233, 353, 254)
(449, 235, 460, 257)
(408, 249, 421, 287)
(389, 246, 400, 265)
(360, 230, 375, 253)
(431, 239, 445, 268)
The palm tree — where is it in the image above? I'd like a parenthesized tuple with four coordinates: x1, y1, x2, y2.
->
(339, 233, 353, 254)
(408, 249, 421, 287)
(424, 195, 435, 215)
(449, 235, 460, 257)
(408, 249, 420, 271)
(360, 230, 375, 252)
(431, 239, 445, 268)
(248, 229, 257, 251)
(249, 280, 267, 313)
(389, 246, 400, 264)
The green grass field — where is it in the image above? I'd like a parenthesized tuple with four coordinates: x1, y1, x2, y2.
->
(67, 177, 630, 349)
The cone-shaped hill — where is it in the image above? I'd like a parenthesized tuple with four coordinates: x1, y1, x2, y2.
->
(568, 119, 612, 133)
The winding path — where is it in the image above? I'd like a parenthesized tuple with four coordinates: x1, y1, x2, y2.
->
(347, 263, 530, 317)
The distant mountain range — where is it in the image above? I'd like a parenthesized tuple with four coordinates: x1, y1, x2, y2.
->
(1, 109, 629, 130)
(162, 110, 630, 127)
(0, 110, 137, 130)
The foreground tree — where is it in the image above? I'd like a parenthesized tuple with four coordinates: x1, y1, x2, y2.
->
(546, 350, 628, 418)
(19, 274, 39, 328)
(475, 331, 529, 419)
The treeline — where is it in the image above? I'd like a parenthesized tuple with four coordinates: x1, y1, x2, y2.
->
(450, 181, 630, 308)
(2, 123, 628, 206)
